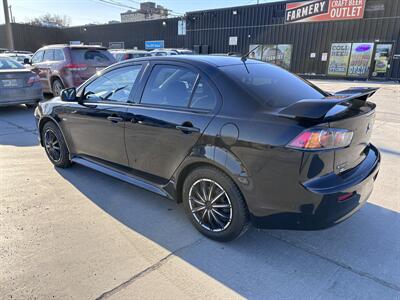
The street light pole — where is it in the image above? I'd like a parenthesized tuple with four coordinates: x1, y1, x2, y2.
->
(2, 0, 15, 50)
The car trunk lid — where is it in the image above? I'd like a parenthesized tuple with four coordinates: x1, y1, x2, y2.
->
(0, 69, 33, 88)
(279, 87, 378, 173)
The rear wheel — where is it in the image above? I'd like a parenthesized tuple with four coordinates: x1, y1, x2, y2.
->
(52, 79, 64, 97)
(183, 166, 249, 242)
(42, 122, 72, 168)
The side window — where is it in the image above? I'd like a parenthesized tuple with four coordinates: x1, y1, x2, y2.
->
(141, 65, 198, 108)
(43, 49, 54, 62)
(54, 49, 65, 61)
(31, 50, 44, 64)
(190, 78, 218, 111)
(83, 65, 142, 103)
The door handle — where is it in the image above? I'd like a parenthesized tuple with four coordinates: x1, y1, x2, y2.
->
(176, 125, 200, 133)
(107, 116, 123, 123)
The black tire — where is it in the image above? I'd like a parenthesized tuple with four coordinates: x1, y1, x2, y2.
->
(25, 102, 38, 109)
(52, 79, 64, 97)
(182, 166, 250, 242)
(41, 122, 72, 168)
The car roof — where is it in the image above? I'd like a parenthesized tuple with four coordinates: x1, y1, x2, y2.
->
(121, 55, 261, 68)
(40, 44, 108, 50)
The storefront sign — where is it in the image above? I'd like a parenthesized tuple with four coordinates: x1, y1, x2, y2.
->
(328, 43, 352, 76)
(347, 43, 374, 77)
(285, 0, 366, 23)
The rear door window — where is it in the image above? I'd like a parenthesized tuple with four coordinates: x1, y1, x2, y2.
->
(54, 49, 65, 61)
(71, 49, 115, 66)
(221, 63, 326, 108)
(189, 79, 218, 111)
(141, 65, 198, 108)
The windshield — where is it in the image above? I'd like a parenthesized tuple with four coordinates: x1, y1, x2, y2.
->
(0, 57, 25, 70)
(220, 63, 327, 108)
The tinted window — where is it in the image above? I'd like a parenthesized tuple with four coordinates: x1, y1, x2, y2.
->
(43, 49, 54, 61)
(221, 63, 326, 108)
(141, 65, 198, 108)
(190, 79, 218, 111)
(54, 49, 65, 61)
(71, 49, 115, 66)
(31, 50, 44, 64)
(0, 58, 25, 70)
(83, 65, 142, 103)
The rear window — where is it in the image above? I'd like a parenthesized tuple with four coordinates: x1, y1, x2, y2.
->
(0, 57, 25, 70)
(221, 63, 326, 108)
(71, 49, 115, 65)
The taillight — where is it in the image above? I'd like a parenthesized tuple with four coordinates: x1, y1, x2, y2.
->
(65, 63, 88, 71)
(288, 128, 353, 150)
(27, 75, 40, 86)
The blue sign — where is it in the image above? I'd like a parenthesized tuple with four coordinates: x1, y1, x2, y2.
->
(145, 40, 165, 50)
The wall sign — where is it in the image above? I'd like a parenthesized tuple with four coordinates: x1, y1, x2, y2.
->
(285, 0, 366, 23)
(328, 43, 352, 76)
(145, 40, 165, 49)
(229, 36, 238, 46)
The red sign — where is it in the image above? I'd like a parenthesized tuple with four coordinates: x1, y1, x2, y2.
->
(285, 0, 366, 23)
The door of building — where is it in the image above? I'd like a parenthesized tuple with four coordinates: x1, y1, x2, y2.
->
(370, 43, 393, 80)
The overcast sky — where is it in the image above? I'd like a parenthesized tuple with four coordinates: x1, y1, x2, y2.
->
(0, 0, 283, 26)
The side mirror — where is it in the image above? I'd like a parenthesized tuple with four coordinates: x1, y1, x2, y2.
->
(60, 87, 77, 102)
(23, 58, 31, 65)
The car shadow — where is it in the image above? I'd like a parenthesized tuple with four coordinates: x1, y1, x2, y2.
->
(0, 105, 39, 147)
(56, 164, 400, 298)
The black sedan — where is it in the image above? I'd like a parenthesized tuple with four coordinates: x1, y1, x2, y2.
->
(34, 56, 380, 241)
(0, 57, 42, 107)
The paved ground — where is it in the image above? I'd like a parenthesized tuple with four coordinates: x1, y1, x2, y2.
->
(0, 80, 399, 300)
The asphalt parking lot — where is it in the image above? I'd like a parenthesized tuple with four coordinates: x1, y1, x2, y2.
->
(1, 80, 399, 300)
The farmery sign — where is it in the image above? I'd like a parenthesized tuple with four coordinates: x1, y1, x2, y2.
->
(285, 0, 366, 23)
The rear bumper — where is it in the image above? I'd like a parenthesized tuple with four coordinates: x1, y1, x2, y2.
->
(0, 85, 43, 107)
(251, 144, 380, 230)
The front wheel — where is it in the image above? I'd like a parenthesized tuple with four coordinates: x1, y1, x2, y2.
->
(183, 166, 250, 242)
(42, 122, 72, 168)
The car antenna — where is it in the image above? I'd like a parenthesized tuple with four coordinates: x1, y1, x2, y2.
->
(241, 44, 260, 74)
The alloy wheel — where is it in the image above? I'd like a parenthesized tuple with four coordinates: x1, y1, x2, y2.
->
(188, 179, 233, 232)
(44, 129, 61, 162)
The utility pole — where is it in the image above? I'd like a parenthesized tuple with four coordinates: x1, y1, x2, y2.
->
(9, 5, 14, 23)
(2, 0, 14, 50)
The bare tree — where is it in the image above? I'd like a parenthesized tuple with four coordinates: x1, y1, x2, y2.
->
(28, 13, 71, 27)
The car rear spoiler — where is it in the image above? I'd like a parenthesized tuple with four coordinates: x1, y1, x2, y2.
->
(279, 87, 378, 121)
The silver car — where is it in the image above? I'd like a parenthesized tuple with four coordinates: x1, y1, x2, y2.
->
(0, 57, 43, 107)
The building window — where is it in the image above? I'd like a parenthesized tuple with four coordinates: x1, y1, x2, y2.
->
(248, 44, 292, 70)
(347, 43, 374, 77)
(178, 20, 186, 35)
(328, 42, 374, 77)
(327, 43, 352, 76)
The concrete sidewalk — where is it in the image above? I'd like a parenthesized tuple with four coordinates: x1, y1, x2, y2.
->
(0, 80, 399, 299)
